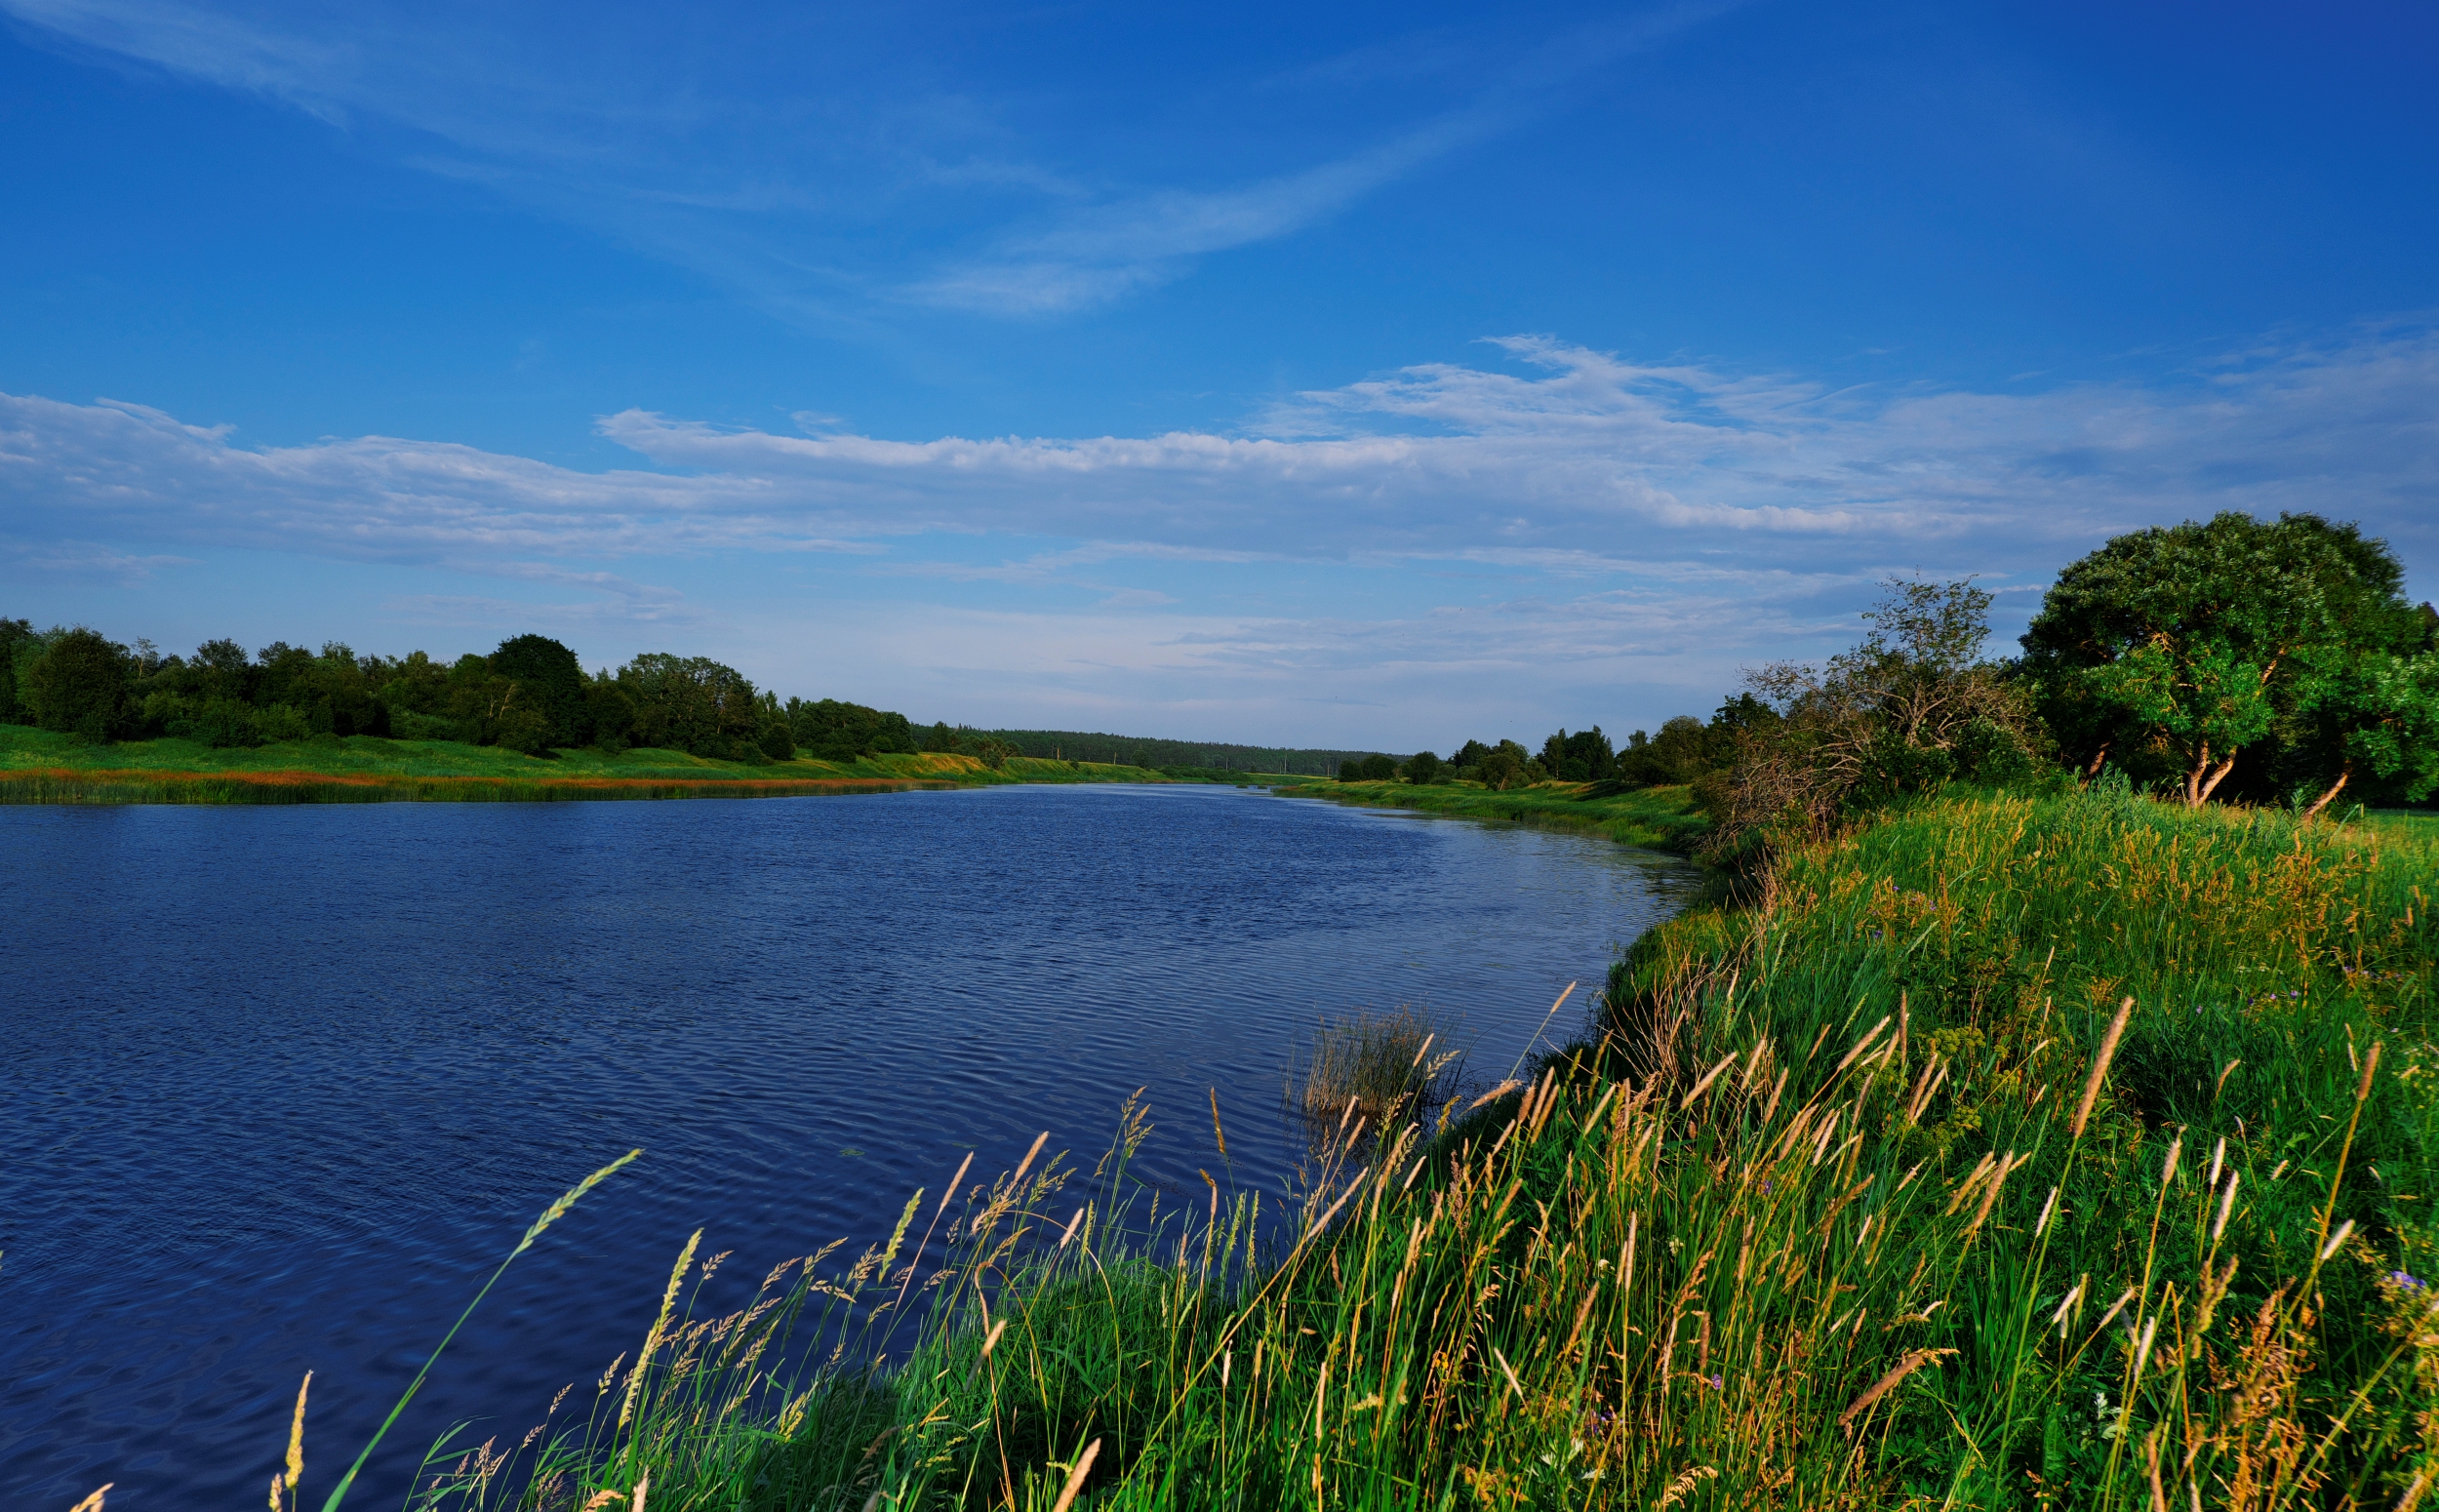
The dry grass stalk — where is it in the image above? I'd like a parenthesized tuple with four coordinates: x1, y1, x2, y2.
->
(1838, 1348, 1958, 1431)
(1048, 1438, 1102, 1512)
(2073, 996, 2136, 1137)
(621, 1229, 702, 1429)
(270, 1371, 310, 1511)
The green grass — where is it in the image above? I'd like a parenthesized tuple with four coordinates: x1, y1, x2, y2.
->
(185, 789, 2439, 1511)
(0, 724, 1204, 802)
(1273, 775, 1712, 853)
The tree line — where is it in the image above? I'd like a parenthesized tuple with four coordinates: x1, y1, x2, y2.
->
(7, 512, 2434, 803)
(976, 730, 1373, 776)
(1341, 703, 1776, 791)
(0, 626, 972, 766)
(0, 618, 1422, 776)
(1338, 511, 2439, 838)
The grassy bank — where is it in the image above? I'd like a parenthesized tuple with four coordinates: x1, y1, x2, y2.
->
(291, 784, 2437, 1512)
(1273, 773, 1712, 852)
(0, 724, 1212, 803)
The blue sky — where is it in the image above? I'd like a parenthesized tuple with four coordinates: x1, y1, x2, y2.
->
(2, 0, 2433, 748)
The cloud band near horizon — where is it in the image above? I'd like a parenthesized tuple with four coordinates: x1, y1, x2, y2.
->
(6, 326, 2433, 566)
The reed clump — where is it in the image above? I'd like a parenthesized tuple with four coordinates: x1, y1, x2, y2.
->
(1290, 1006, 1463, 1138)
(200, 786, 2432, 1512)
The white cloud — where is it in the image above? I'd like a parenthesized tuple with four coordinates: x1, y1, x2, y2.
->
(6, 324, 2435, 596)
(4, 321, 2433, 736)
(3, 537, 198, 582)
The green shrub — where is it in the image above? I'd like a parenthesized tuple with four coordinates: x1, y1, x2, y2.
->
(253, 702, 312, 743)
(191, 696, 267, 748)
(492, 705, 552, 756)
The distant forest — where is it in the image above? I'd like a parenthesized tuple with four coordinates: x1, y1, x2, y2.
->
(0, 620, 1420, 774)
(977, 730, 1376, 776)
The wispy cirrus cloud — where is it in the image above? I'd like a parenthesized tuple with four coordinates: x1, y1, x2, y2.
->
(906, 4, 1744, 313)
(0, 0, 1739, 321)
(3, 537, 198, 582)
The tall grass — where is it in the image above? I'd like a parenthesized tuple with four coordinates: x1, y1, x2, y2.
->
(185, 786, 2435, 1512)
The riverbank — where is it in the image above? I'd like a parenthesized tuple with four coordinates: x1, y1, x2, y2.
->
(1274, 772, 1713, 852)
(374, 784, 2435, 1511)
(0, 724, 1277, 803)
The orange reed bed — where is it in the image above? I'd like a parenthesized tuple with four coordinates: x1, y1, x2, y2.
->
(0, 767, 963, 805)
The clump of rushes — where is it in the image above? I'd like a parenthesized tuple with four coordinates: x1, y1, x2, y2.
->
(1290, 1005, 1465, 1144)
(381, 788, 2432, 1510)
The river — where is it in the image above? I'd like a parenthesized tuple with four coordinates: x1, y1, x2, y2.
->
(0, 782, 1691, 1508)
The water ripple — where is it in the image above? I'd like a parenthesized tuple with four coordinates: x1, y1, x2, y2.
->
(0, 784, 1692, 1508)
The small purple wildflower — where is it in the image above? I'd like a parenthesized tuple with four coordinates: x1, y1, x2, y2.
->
(2390, 1270, 2426, 1292)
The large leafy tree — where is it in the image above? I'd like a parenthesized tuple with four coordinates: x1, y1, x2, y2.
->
(1538, 727, 1617, 782)
(490, 634, 589, 748)
(2022, 512, 2433, 809)
(621, 654, 761, 757)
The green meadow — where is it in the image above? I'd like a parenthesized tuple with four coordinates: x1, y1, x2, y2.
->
(248, 781, 2436, 1512)
(0, 724, 1228, 803)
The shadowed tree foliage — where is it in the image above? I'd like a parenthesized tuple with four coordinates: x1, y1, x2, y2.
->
(188, 639, 254, 703)
(1468, 740, 1536, 789)
(1402, 749, 1445, 784)
(374, 651, 452, 720)
(754, 692, 795, 760)
(585, 674, 637, 752)
(0, 617, 35, 725)
(490, 634, 588, 748)
(1539, 727, 1616, 781)
(26, 626, 133, 739)
(620, 654, 762, 758)
(788, 697, 916, 762)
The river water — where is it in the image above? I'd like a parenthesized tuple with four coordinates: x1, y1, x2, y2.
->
(0, 783, 1691, 1508)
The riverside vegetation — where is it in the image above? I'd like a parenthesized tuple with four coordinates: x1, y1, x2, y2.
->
(46, 510, 2439, 1508)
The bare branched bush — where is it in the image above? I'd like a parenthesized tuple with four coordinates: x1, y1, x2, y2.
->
(1705, 577, 2042, 857)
